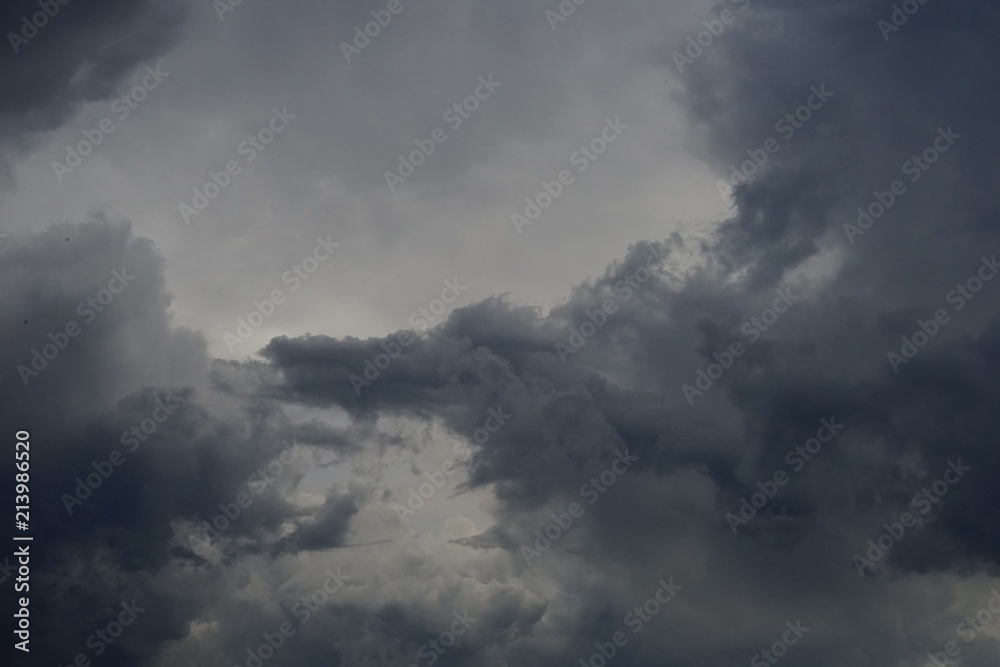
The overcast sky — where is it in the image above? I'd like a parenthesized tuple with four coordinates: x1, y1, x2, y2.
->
(3, 0, 1000, 666)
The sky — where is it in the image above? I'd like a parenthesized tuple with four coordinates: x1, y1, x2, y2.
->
(2, 0, 1000, 666)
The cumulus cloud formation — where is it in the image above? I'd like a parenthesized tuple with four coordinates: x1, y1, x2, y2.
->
(2, 0, 1000, 666)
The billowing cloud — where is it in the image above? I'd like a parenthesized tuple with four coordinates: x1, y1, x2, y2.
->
(3, 0, 1000, 666)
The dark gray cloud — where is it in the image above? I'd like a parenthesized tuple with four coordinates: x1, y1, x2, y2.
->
(3, 0, 1000, 666)
(0, 0, 188, 167)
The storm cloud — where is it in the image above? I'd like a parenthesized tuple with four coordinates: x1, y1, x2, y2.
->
(3, 0, 1000, 666)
